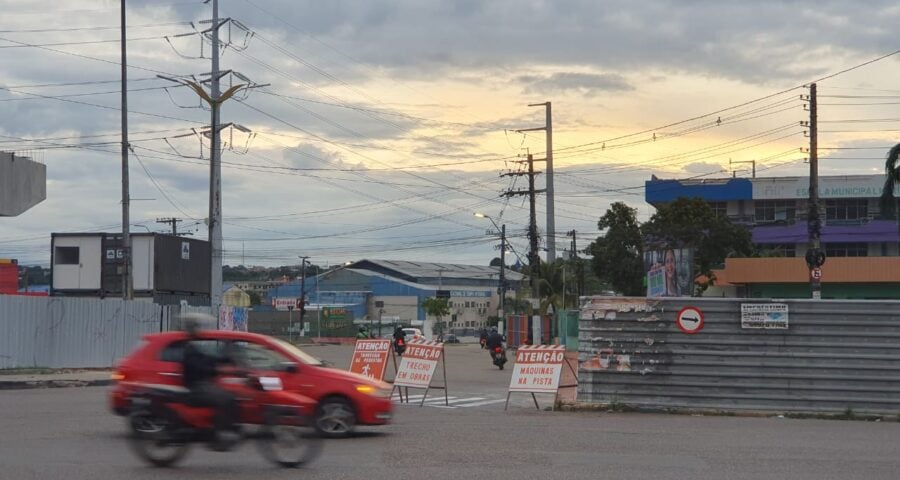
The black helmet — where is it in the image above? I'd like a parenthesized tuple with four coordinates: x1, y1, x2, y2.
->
(490, 327, 498, 333)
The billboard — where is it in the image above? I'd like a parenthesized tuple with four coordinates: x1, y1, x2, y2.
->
(645, 248, 693, 298)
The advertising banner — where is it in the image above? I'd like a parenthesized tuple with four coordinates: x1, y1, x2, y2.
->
(394, 340, 444, 388)
(349, 339, 392, 381)
(645, 248, 693, 298)
(508, 345, 566, 393)
(741, 303, 789, 329)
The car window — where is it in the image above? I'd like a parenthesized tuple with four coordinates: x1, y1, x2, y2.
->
(159, 339, 225, 363)
(232, 341, 293, 371)
(273, 340, 324, 366)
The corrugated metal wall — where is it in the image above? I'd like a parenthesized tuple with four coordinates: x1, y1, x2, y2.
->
(578, 296, 900, 416)
(0, 296, 214, 369)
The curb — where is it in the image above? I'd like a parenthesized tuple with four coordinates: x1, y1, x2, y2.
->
(0, 379, 113, 390)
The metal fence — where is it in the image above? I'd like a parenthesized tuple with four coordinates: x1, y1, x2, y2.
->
(578, 296, 900, 416)
(0, 296, 212, 369)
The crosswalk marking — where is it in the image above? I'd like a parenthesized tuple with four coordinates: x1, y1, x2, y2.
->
(391, 394, 507, 409)
(452, 398, 508, 408)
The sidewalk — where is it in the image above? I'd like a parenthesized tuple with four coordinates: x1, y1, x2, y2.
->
(0, 370, 113, 390)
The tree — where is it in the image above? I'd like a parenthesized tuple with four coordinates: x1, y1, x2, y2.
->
(587, 202, 644, 296)
(641, 197, 754, 293)
(880, 144, 900, 218)
(421, 297, 451, 337)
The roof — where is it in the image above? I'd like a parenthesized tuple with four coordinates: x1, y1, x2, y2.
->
(346, 259, 524, 282)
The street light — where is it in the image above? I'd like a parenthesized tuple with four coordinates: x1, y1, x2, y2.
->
(474, 212, 507, 323)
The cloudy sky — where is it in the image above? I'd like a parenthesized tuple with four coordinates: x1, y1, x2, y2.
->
(3, 0, 900, 269)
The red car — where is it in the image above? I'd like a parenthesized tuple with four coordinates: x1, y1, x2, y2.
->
(110, 330, 393, 438)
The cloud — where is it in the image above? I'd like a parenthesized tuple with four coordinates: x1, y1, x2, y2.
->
(517, 72, 634, 97)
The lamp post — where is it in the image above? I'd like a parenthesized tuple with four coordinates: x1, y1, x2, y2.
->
(474, 213, 507, 322)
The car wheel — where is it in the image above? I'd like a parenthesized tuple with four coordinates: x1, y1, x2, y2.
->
(314, 397, 356, 438)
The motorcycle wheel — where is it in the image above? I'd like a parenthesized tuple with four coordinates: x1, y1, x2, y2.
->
(127, 408, 190, 467)
(257, 408, 323, 468)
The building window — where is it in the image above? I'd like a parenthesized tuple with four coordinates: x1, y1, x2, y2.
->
(709, 202, 727, 218)
(55, 246, 80, 265)
(825, 242, 868, 257)
(758, 244, 796, 257)
(754, 200, 795, 223)
(825, 199, 868, 222)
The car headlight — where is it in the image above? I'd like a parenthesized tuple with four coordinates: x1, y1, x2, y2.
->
(356, 384, 392, 398)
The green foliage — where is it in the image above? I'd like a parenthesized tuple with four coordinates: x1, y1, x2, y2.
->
(247, 291, 263, 306)
(587, 202, 644, 296)
(17, 265, 50, 288)
(880, 143, 900, 218)
(421, 297, 450, 318)
(641, 197, 754, 290)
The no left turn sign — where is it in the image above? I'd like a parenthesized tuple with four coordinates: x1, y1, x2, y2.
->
(676, 306, 704, 334)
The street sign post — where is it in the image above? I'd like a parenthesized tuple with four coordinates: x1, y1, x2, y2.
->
(392, 339, 448, 406)
(675, 306, 704, 334)
(349, 339, 392, 381)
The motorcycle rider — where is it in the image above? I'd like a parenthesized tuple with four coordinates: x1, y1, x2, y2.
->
(479, 327, 489, 349)
(180, 315, 240, 451)
(392, 325, 407, 354)
(357, 326, 370, 339)
(485, 327, 505, 362)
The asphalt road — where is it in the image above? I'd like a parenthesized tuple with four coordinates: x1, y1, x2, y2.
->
(3, 345, 900, 479)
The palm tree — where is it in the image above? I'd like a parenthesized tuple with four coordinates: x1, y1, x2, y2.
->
(880, 144, 900, 217)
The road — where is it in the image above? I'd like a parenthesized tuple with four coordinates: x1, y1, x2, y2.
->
(2, 344, 899, 479)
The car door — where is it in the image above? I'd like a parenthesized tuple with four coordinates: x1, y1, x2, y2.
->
(230, 340, 300, 391)
(153, 338, 227, 388)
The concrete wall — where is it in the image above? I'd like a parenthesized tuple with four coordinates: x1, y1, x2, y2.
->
(578, 296, 900, 415)
(0, 153, 46, 216)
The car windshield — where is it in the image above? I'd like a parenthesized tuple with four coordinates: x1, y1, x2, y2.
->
(273, 339, 324, 366)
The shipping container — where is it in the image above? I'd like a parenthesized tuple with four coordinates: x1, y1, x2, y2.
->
(51, 233, 210, 300)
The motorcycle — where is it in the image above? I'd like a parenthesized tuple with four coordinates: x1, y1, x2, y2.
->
(126, 373, 322, 468)
(393, 337, 406, 356)
(479, 337, 487, 349)
(491, 346, 507, 370)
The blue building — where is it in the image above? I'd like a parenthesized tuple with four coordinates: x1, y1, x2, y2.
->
(645, 174, 900, 298)
(266, 259, 523, 337)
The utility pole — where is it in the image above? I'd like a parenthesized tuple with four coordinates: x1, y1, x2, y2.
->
(120, 0, 132, 300)
(502, 154, 545, 305)
(299, 256, 309, 331)
(156, 217, 182, 235)
(729, 159, 756, 178)
(567, 229, 583, 300)
(209, 0, 224, 313)
(158, 0, 254, 311)
(805, 83, 824, 299)
(517, 102, 555, 262)
(499, 223, 506, 320)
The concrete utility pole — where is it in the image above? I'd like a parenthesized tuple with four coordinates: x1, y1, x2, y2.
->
(502, 154, 546, 306)
(209, 0, 224, 312)
(120, 0, 133, 299)
(517, 102, 555, 262)
(806, 83, 824, 299)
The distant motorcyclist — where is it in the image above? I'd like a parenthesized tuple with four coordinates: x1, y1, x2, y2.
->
(479, 328, 488, 349)
(180, 315, 239, 451)
(392, 325, 407, 355)
(357, 326, 370, 339)
(485, 327, 507, 368)
(392, 325, 406, 342)
(485, 327, 504, 351)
